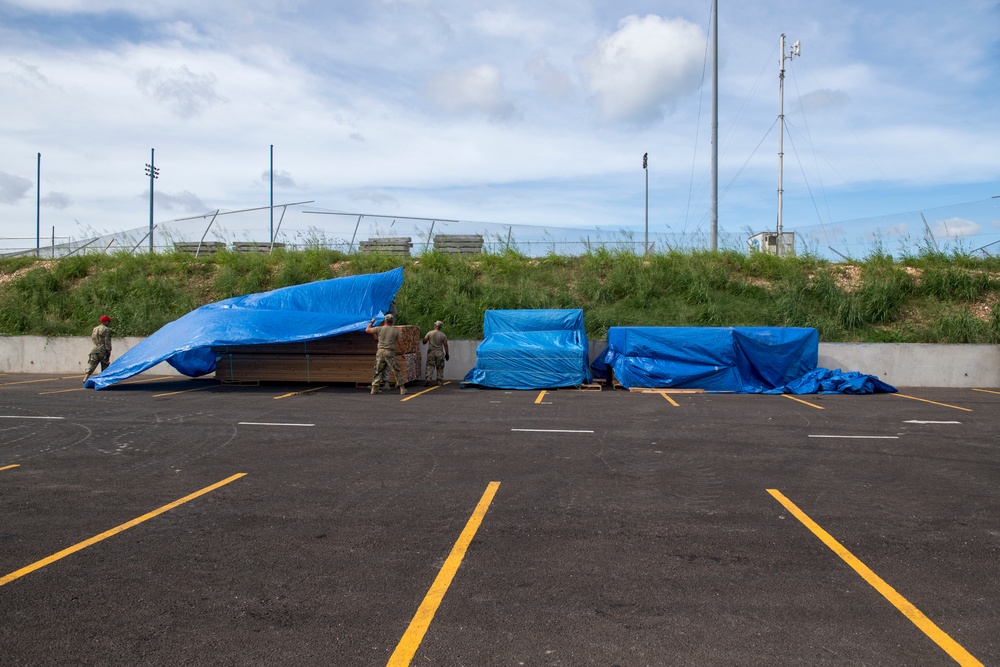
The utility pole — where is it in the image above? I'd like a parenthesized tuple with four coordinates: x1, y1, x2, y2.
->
(36, 153, 41, 257)
(144, 148, 159, 253)
(777, 34, 799, 257)
(643, 152, 649, 255)
(270, 144, 274, 245)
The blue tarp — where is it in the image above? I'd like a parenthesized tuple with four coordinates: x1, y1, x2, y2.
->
(763, 367, 897, 394)
(463, 309, 593, 389)
(85, 268, 404, 390)
(591, 326, 820, 393)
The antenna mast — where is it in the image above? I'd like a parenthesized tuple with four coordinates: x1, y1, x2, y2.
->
(777, 34, 799, 256)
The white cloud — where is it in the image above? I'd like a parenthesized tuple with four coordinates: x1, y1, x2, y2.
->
(472, 8, 547, 39)
(796, 88, 851, 113)
(0, 171, 33, 204)
(260, 170, 297, 189)
(349, 190, 399, 206)
(426, 64, 519, 121)
(933, 216, 981, 238)
(136, 65, 224, 119)
(525, 55, 572, 101)
(578, 14, 707, 123)
(150, 190, 208, 213)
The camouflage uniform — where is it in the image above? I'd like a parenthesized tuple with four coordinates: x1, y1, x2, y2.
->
(84, 323, 112, 380)
(370, 324, 405, 394)
(423, 328, 448, 383)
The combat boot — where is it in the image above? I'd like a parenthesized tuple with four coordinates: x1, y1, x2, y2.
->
(399, 385, 407, 395)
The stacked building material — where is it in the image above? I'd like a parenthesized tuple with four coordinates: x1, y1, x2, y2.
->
(214, 325, 421, 384)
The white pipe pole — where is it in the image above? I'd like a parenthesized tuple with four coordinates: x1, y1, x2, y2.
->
(778, 34, 785, 257)
(710, 0, 718, 252)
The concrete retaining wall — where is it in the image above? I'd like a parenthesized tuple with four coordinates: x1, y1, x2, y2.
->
(1, 336, 997, 387)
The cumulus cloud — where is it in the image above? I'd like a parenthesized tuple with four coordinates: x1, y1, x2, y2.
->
(933, 216, 981, 238)
(426, 65, 519, 122)
(578, 14, 707, 123)
(41, 191, 71, 209)
(473, 8, 546, 39)
(136, 65, 224, 119)
(526, 55, 572, 101)
(152, 190, 208, 213)
(260, 170, 297, 189)
(0, 171, 33, 204)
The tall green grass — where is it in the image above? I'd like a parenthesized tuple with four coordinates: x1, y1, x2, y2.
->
(1, 247, 999, 343)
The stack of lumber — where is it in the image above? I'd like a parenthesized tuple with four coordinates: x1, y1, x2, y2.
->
(359, 237, 413, 256)
(173, 241, 226, 255)
(232, 241, 286, 253)
(433, 234, 483, 254)
(214, 325, 421, 384)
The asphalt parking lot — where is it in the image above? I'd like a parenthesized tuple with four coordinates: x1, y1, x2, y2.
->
(0, 373, 997, 666)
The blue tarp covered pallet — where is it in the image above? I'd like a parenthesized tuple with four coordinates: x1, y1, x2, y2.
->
(463, 309, 593, 390)
(592, 326, 895, 394)
(592, 326, 819, 393)
(85, 268, 403, 390)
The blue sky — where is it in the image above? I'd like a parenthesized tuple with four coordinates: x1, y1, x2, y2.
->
(0, 0, 998, 255)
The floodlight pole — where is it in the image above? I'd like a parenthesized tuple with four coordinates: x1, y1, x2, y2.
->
(710, 0, 718, 252)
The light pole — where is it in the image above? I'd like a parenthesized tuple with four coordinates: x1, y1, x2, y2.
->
(643, 152, 649, 255)
(35, 152, 41, 257)
(144, 148, 159, 252)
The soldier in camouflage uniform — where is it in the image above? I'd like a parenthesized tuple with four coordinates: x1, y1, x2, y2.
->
(364, 314, 407, 395)
(84, 315, 113, 383)
(422, 320, 449, 386)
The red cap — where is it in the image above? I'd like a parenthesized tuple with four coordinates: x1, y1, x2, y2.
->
(100, 315, 111, 324)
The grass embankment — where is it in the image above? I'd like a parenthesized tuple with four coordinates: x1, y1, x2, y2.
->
(1, 248, 999, 343)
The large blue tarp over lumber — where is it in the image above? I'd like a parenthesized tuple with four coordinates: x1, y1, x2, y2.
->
(591, 326, 820, 393)
(85, 268, 403, 390)
(463, 309, 593, 389)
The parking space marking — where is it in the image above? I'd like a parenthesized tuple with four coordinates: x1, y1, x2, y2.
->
(767, 489, 984, 667)
(400, 382, 451, 403)
(808, 435, 898, 439)
(153, 385, 214, 398)
(782, 394, 824, 410)
(904, 420, 961, 424)
(274, 386, 327, 400)
(0, 415, 64, 420)
(660, 393, 680, 407)
(511, 428, 594, 433)
(534, 390, 547, 404)
(387, 481, 500, 667)
(42, 377, 168, 395)
(971, 388, 1000, 396)
(892, 394, 973, 412)
(1, 464, 19, 472)
(0, 473, 247, 589)
(1, 377, 78, 386)
(238, 422, 314, 427)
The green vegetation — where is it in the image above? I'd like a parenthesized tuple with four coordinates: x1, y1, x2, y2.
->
(2, 247, 1000, 343)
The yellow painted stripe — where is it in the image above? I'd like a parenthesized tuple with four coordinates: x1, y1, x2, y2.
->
(782, 394, 825, 410)
(767, 489, 983, 667)
(0, 473, 247, 588)
(534, 390, 546, 404)
(387, 481, 501, 667)
(274, 386, 327, 400)
(660, 393, 679, 407)
(153, 385, 213, 398)
(0, 464, 20, 472)
(971, 388, 1000, 396)
(892, 393, 972, 412)
(2, 377, 72, 386)
(39, 387, 87, 395)
(400, 382, 450, 403)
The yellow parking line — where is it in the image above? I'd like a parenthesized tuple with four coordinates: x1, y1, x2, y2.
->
(971, 388, 1000, 396)
(387, 481, 501, 667)
(0, 473, 247, 588)
(400, 382, 451, 402)
(3, 377, 75, 386)
(892, 393, 972, 412)
(0, 464, 19, 472)
(534, 390, 547, 404)
(153, 385, 213, 398)
(39, 387, 87, 395)
(273, 386, 327, 400)
(782, 394, 824, 410)
(660, 393, 679, 407)
(767, 489, 983, 667)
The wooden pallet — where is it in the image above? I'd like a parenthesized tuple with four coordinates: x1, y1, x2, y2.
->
(173, 241, 226, 255)
(232, 241, 285, 253)
(359, 237, 413, 256)
(433, 234, 483, 254)
(215, 351, 420, 384)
